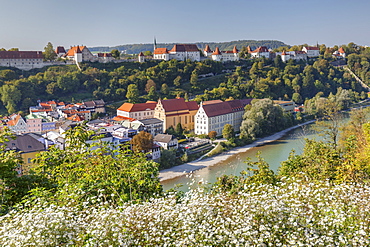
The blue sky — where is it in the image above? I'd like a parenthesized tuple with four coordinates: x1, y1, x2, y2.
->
(1, 0, 369, 50)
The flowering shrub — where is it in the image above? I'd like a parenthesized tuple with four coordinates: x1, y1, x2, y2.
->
(1, 178, 369, 246)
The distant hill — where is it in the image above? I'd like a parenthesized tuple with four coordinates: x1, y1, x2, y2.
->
(89, 40, 288, 54)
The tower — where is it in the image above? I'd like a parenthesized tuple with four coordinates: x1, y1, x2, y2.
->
(74, 46, 83, 63)
(154, 37, 157, 51)
(138, 52, 145, 62)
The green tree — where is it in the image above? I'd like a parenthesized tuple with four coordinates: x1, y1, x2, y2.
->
(0, 84, 22, 114)
(190, 70, 198, 88)
(111, 49, 121, 59)
(240, 99, 288, 140)
(173, 75, 182, 87)
(126, 84, 139, 103)
(147, 86, 158, 101)
(143, 51, 152, 56)
(292, 92, 303, 104)
(43, 42, 57, 61)
(159, 149, 177, 169)
(161, 83, 169, 96)
(34, 125, 161, 205)
(222, 124, 235, 141)
(175, 123, 184, 137)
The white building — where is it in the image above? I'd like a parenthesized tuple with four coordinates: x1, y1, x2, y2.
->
(194, 99, 251, 136)
(138, 52, 145, 62)
(0, 51, 44, 70)
(249, 46, 270, 59)
(154, 134, 178, 150)
(302, 46, 320, 57)
(278, 50, 308, 62)
(63, 45, 96, 62)
(6, 114, 27, 135)
(153, 44, 200, 61)
(97, 53, 114, 63)
(203, 45, 213, 57)
(210, 46, 239, 62)
(115, 101, 157, 121)
(274, 100, 296, 113)
(333, 47, 346, 58)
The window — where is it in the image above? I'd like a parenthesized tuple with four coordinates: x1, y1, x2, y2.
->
(28, 158, 32, 163)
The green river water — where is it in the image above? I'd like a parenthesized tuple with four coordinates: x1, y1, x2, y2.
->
(161, 113, 352, 192)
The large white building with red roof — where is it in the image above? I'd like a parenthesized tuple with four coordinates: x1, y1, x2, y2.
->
(248, 46, 271, 59)
(0, 51, 44, 70)
(208, 46, 239, 62)
(153, 44, 201, 61)
(195, 99, 252, 135)
(63, 45, 96, 62)
(115, 101, 157, 121)
(302, 46, 320, 57)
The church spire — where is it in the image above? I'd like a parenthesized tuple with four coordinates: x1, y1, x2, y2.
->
(154, 37, 157, 51)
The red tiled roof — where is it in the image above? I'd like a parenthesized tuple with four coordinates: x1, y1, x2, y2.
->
(117, 102, 157, 112)
(304, 46, 319, 50)
(67, 114, 84, 122)
(212, 47, 221, 55)
(338, 47, 345, 54)
(202, 102, 233, 118)
(113, 116, 136, 122)
(226, 100, 244, 111)
(0, 51, 43, 59)
(281, 51, 287, 55)
(138, 52, 144, 56)
(232, 46, 239, 53)
(160, 98, 198, 112)
(153, 48, 169, 54)
(170, 44, 199, 52)
(251, 46, 269, 53)
(55, 46, 66, 54)
(65, 46, 86, 57)
(203, 100, 223, 105)
(31, 109, 52, 113)
(186, 101, 199, 111)
(97, 53, 112, 57)
(204, 45, 212, 52)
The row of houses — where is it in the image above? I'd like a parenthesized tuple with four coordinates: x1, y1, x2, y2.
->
(249, 45, 346, 61)
(1, 100, 106, 135)
(1, 43, 347, 71)
(0, 46, 115, 70)
(114, 97, 296, 137)
(152, 44, 240, 62)
(4, 117, 179, 176)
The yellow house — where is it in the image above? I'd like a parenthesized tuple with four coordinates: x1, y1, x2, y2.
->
(154, 98, 199, 131)
(6, 134, 46, 175)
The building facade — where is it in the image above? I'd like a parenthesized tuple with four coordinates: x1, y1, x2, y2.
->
(302, 46, 320, 57)
(153, 44, 200, 61)
(0, 51, 44, 70)
(154, 98, 199, 131)
(116, 101, 157, 121)
(194, 99, 252, 136)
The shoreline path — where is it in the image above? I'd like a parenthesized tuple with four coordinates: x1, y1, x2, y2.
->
(159, 120, 316, 182)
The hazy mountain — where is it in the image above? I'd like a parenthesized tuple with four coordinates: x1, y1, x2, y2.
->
(89, 40, 288, 54)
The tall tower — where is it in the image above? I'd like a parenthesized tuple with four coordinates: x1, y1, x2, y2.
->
(154, 37, 157, 51)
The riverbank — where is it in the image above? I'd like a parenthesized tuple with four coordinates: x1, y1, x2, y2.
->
(159, 120, 316, 182)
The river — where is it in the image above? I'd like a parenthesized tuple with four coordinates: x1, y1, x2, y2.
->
(161, 116, 345, 192)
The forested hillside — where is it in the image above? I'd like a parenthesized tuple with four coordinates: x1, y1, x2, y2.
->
(89, 40, 287, 54)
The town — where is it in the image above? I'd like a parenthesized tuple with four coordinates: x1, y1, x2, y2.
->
(0, 41, 353, 175)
